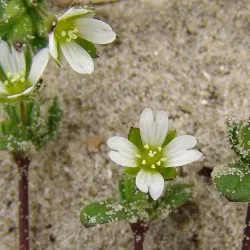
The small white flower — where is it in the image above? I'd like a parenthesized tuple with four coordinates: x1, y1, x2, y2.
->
(0, 40, 49, 103)
(107, 108, 202, 200)
(48, 7, 116, 74)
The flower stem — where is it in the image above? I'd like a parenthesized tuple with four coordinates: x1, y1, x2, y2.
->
(20, 102, 26, 125)
(35, 4, 49, 18)
(242, 203, 250, 250)
(14, 155, 31, 250)
(130, 220, 149, 250)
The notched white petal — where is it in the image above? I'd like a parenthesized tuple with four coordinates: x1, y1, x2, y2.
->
(107, 136, 137, 154)
(149, 172, 164, 200)
(28, 48, 49, 85)
(154, 110, 168, 146)
(140, 107, 154, 145)
(0, 40, 25, 75)
(75, 18, 116, 44)
(61, 41, 94, 74)
(136, 169, 164, 200)
(167, 149, 202, 167)
(49, 33, 58, 60)
(164, 135, 197, 155)
(136, 169, 149, 193)
(58, 8, 95, 21)
(108, 151, 137, 167)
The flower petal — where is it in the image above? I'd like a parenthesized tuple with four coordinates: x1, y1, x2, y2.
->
(58, 7, 95, 22)
(49, 33, 58, 60)
(0, 81, 6, 94)
(7, 86, 34, 100)
(167, 149, 202, 167)
(107, 136, 138, 167)
(61, 41, 94, 74)
(154, 110, 168, 146)
(136, 169, 164, 200)
(28, 48, 49, 85)
(164, 135, 197, 155)
(140, 108, 155, 146)
(108, 151, 137, 167)
(107, 136, 138, 155)
(149, 172, 165, 200)
(74, 18, 116, 44)
(0, 40, 25, 75)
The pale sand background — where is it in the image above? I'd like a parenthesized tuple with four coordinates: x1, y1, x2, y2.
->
(1, 0, 250, 249)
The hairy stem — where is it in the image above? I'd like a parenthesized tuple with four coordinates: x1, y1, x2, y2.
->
(20, 102, 26, 125)
(130, 221, 149, 250)
(14, 155, 31, 250)
(242, 203, 250, 250)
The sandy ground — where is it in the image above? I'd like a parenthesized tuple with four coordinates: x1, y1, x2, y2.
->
(1, 0, 250, 249)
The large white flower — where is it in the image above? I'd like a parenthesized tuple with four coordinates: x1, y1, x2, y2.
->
(48, 7, 116, 74)
(107, 108, 202, 200)
(0, 40, 49, 103)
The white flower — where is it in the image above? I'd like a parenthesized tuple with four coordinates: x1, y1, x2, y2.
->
(0, 40, 49, 103)
(107, 108, 202, 200)
(49, 7, 116, 74)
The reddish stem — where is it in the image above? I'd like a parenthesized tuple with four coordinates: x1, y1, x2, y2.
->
(242, 203, 250, 250)
(14, 155, 31, 250)
(130, 221, 149, 250)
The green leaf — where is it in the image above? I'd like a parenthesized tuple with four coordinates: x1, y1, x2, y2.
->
(47, 97, 62, 138)
(158, 167, 177, 179)
(4, 0, 25, 21)
(77, 38, 99, 58)
(80, 200, 141, 228)
(212, 163, 250, 202)
(0, 98, 62, 154)
(159, 183, 192, 211)
(9, 13, 34, 43)
(0, 136, 9, 150)
(227, 118, 250, 162)
(118, 175, 147, 203)
(128, 127, 144, 152)
(162, 129, 177, 148)
(3, 104, 20, 124)
(0, 0, 6, 19)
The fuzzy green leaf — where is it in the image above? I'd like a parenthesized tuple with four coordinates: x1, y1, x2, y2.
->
(162, 183, 192, 209)
(0, 0, 6, 19)
(212, 163, 250, 202)
(118, 175, 148, 203)
(0, 136, 8, 150)
(227, 118, 250, 162)
(4, 0, 25, 21)
(0, 98, 62, 153)
(80, 200, 140, 228)
(9, 13, 34, 43)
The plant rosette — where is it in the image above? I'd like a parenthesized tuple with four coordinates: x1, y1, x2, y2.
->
(0, 40, 49, 103)
(48, 7, 116, 74)
(108, 108, 203, 200)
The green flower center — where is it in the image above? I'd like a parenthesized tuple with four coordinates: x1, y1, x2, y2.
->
(136, 144, 166, 171)
(54, 21, 79, 43)
(4, 71, 29, 95)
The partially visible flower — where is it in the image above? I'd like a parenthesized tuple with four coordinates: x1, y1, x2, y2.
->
(48, 7, 116, 74)
(0, 40, 49, 103)
(107, 108, 202, 200)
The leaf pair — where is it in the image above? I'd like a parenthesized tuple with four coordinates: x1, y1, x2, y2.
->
(0, 97, 62, 154)
(80, 176, 192, 227)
